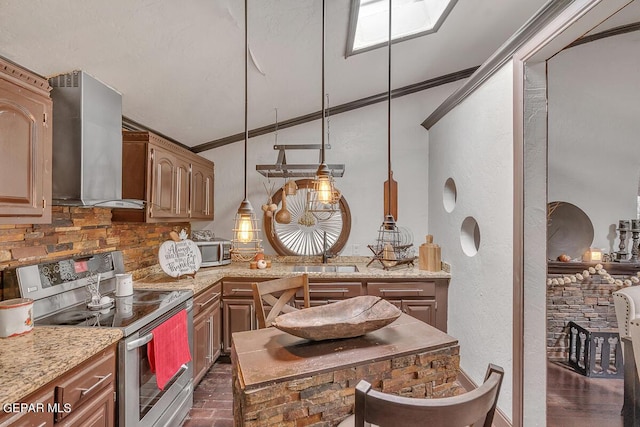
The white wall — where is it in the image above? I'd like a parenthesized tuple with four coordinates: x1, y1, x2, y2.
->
(193, 80, 464, 255)
(548, 31, 640, 255)
(428, 63, 514, 419)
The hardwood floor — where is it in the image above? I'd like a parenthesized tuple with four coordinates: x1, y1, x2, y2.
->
(547, 361, 623, 426)
(183, 359, 625, 426)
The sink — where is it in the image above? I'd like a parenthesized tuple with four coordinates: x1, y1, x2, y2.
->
(292, 264, 359, 273)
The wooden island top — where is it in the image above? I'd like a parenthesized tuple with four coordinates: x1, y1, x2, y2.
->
(231, 314, 461, 426)
(233, 313, 457, 389)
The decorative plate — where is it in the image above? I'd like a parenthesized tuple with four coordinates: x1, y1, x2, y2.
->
(547, 201, 594, 260)
(158, 238, 202, 277)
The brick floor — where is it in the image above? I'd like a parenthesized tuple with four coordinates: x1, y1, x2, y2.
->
(182, 360, 234, 427)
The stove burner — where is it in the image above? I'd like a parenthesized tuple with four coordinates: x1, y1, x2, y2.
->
(35, 289, 192, 333)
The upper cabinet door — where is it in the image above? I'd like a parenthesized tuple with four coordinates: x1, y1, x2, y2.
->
(175, 156, 190, 217)
(149, 146, 177, 219)
(190, 161, 214, 220)
(0, 72, 52, 224)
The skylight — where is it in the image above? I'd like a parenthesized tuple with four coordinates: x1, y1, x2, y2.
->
(346, 0, 457, 56)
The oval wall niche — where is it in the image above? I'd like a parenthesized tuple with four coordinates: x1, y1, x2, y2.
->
(443, 178, 457, 213)
(460, 216, 481, 256)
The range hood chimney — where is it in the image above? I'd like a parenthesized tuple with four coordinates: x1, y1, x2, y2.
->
(49, 71, 143, 209)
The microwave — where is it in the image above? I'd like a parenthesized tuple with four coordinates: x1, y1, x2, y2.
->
(196, 238, 232, 267)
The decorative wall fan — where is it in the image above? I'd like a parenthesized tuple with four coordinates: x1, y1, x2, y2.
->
(264, 179, 351, 256)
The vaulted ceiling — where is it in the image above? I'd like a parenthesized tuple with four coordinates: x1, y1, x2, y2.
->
(1, 0, 632, 150)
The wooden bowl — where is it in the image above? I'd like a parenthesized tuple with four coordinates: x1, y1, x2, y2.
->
(272, 295, 401, 341)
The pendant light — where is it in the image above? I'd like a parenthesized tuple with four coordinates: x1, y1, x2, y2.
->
(376, 0, 401, 251)
(309, 0, 341, 216)
(231, 0, 262, 261)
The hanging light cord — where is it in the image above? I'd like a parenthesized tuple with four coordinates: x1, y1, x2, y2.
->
(244, 0, 249, 200)
(387, 0, 392, 216)
(321, 0, 326, 165)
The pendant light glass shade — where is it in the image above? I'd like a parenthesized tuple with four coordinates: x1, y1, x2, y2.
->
(308, 0, 341, 216)
(234, 200, 259, 243)
(231, 0, 262, 261)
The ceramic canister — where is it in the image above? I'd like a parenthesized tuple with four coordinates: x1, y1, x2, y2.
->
(0, 298, 34, 338)
(115, 273, 133, 297)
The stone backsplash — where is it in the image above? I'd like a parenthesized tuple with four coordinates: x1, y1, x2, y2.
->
(0, 206, 189, 298)
(546, 264, 637, 360)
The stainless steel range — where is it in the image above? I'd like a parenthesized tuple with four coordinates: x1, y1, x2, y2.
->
(8, 251, 194, 427)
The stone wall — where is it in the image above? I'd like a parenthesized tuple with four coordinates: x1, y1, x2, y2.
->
(547, 268, 628, 360)
(0, 206, 189, 298)
(233, 346, 462, 427)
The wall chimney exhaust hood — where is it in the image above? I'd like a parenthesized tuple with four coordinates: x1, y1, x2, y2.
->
(49, 71, 144, 209)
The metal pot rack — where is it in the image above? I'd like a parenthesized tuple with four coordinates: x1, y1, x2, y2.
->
(256, 144, 345, 178)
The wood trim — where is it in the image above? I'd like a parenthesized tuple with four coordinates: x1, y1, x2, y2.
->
(512, 57, 526, 427)
(123, 130, 210, 164)
(0, 56, 51, 96)
(421, 0, 573, 130)
(566, 21, 640, 49)
(548, 261, 640, 275)
(122, 116, 192, 151)
(191, 67, 477, 153)
(457, 368, 511, 427)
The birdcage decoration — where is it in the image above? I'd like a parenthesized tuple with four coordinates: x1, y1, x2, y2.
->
(367, 215, 416, 270)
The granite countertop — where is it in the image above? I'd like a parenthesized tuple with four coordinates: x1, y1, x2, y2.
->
(0, 327, 123, 406)
(0, 257, 450, 407)
(132, 256, 451, 295)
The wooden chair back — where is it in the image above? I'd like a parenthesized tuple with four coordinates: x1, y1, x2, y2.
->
(252, 274, 310, 329)
(347, 364, 503, 427)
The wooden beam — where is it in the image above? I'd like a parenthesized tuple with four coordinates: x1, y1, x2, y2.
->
(191, 66, 478, 153)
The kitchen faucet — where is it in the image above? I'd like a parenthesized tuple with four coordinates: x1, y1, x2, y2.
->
(322, 231, 332, 264)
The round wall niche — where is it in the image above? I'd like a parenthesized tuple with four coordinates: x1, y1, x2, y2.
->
(443, 178, 457, 213)
(460, 216, 481, 256)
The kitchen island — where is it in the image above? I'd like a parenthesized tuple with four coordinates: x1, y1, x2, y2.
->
(231, 313, 461, 427)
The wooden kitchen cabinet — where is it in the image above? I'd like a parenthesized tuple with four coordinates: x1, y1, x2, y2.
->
(190, 159, 214, 220)
(219, 276, 449, 354)
(0, 385, 55, 427)
(54, 344, 116, 425)
(0, 343, 116, 427)
(57, 385, 114, 427)
(0, 57, 52, 224)
(113, 130, 214, 222)
(366, 280, 448, 332)
(222, 298, 255, 354)
(193, 284, 221, 385)
(221, 279, 262, 353)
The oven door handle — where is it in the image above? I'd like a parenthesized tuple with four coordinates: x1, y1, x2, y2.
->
(126, 332, 154, 351)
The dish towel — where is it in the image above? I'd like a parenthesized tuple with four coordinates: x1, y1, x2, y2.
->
(147, 309, 191, 390)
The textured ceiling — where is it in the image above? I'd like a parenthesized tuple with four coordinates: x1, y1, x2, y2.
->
(0, 0, 592, 147)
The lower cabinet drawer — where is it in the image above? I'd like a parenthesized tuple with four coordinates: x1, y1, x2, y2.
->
(223, 280, 259, 297)
(300, 282, 362, 299)
(56, 384, 114, 427)
(193, 283, 221, 317)
(367, 281, 435, 298)
(54, 349, 116, 421)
